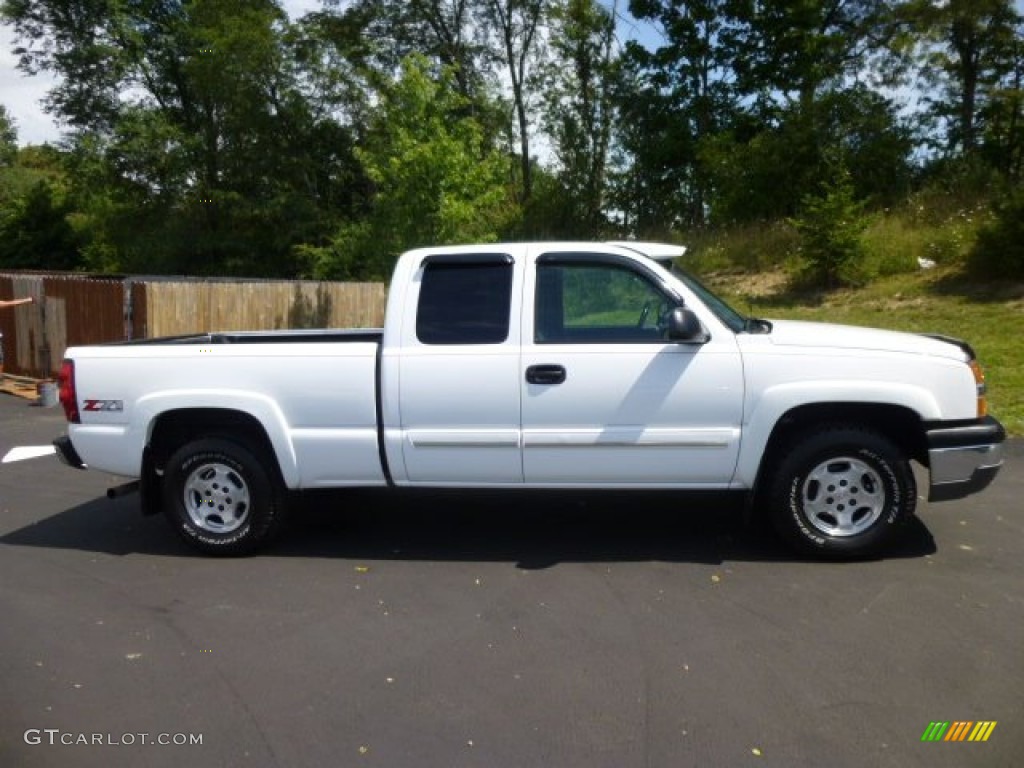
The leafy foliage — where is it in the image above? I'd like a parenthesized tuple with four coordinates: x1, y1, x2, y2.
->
(790, 166, 870, 289)
(3, 0, 369, 276)
(537, 0, 619, 236)
(0, 179, 80, 269)
(969, 184, 1024, 277)
(0, 136, 81, 270)
(0, 105, 17, 167)
(701, 87, 913, 224)
(309, 56, 515, 279)
(0, 0, 1022, 284)
(892, 0, 1022, 158)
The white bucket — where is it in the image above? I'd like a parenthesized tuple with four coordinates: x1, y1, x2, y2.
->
(37, 380, 58, 408)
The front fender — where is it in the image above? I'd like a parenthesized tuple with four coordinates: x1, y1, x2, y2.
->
(734, 381, 940, 487)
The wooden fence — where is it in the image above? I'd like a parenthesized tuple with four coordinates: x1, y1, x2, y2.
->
(0, 273, 387, 378)
(142, 280, 386, 338)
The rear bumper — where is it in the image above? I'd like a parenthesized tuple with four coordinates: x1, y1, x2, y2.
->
(53, 435, 87, 470)
(926, 416, 1005, 502)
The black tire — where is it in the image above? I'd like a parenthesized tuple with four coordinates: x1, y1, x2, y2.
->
(162, 438, 285, 556)
(769, 426, 916, 558)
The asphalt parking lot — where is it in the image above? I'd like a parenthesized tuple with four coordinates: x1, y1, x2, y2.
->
(1, 392, 1021, 768)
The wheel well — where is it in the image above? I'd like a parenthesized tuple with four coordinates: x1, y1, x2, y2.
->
(750, 403, 927, 515)
(147, 408, 279, 473)
(763, 403, 928, 468)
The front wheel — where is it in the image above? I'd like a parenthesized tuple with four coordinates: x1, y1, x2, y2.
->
(162, 438, 285, 556)
(769, 426, 916, 558)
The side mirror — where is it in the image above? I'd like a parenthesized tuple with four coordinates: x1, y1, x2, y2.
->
(667, 307, 709, 344)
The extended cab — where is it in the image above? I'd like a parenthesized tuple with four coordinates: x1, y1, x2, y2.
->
(54, 242, 1005, 557)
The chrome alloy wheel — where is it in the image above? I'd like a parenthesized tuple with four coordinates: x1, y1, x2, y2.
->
(800, 456, 885, 537)
(181, 461, 251, 534)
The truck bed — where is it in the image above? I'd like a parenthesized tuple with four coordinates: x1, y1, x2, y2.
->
(66, 330, 387, 488)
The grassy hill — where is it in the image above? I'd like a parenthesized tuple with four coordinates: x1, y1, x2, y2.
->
(677, 189, 1023, 436)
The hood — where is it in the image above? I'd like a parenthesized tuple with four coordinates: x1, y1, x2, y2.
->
(764, 319, 969, 361)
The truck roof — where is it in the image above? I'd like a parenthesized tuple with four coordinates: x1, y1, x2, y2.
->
(407, 241, 687, 262)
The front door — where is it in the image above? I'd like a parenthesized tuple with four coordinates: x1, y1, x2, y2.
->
(520, 251, 743, 486)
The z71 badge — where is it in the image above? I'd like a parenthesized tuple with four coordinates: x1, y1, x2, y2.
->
(83, 399, 124, 412)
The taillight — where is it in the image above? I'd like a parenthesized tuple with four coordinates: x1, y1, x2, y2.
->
(58, 359, 80, 423)
(968, 359, 987, 418)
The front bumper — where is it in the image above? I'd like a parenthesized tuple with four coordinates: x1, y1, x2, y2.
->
(926, 416, 1005, 502)
(53, 435, 87, 470)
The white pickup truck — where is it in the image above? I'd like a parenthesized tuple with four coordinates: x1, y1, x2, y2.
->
(54, 242, 1005, 558)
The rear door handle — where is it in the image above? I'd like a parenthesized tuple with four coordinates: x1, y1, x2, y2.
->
(526, 364, 567, 385)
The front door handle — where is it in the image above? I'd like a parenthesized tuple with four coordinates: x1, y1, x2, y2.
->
(526, 364, 567, 385)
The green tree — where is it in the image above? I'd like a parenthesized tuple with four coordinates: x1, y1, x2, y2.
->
(730, 0, 892, 112)
(0, 179, 80, 270)
(893, 0, 1023, 159)
(3, 0, 368, 276)
(969, 183, 1024, 277)
(538, 0, 620, 236)
(325, 0, 546, 207)
(323, 0, 492, 103)
(702, 85, 913, 222)
(620, 0, 915, 231)
(977, 15, 1024, 179)
(483, 0, 546, 204)
(790, 164, 869, 289)
(0, 105, 16, 167)
(312, 56, 517, 279)
(316, 0, 506, 149)
(0, 121, 82, 271)
(620, 0, 740, 231)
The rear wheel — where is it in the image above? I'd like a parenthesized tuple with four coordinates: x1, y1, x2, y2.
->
(769, 426, 915, 558)
(162, 438, 285, 555)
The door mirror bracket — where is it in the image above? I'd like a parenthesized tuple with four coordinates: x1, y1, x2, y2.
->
(667, 308, 710, 344)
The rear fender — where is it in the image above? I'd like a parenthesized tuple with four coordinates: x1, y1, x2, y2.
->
(137, 391, 298, 487)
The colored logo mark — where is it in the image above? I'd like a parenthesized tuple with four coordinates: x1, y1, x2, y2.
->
(921, 721, 997, 742)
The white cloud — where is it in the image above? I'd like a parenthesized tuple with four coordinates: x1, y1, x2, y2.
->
(282, 0, 322, 16)
(1, 25, 61, 146)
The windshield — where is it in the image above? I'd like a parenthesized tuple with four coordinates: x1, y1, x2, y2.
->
(667, 263, 748, 333)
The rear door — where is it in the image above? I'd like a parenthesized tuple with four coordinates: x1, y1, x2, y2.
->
(396, 253, 524, 485)
(520, 249, 744, 486)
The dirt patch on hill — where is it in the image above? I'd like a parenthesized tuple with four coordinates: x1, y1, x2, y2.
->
(705, 270, 789, 298)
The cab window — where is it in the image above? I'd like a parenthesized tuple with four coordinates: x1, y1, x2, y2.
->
(417, 259, 513, 345)
(535, 259, 676, 343)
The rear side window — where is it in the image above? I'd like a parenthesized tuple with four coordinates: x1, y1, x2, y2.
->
(416, 259, 513, 345)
